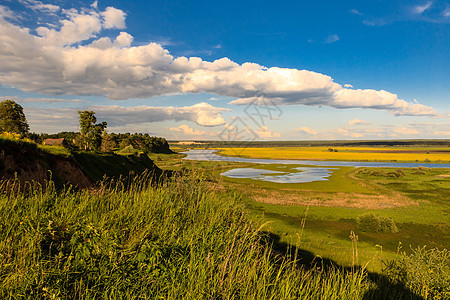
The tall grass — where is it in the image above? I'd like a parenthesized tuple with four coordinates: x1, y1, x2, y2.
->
(0, 172, 428, 299)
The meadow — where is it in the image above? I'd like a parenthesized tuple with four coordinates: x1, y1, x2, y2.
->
(1, 170, 448, 299)
(149, 150, 449, 269)
(1, 139, 449, 298)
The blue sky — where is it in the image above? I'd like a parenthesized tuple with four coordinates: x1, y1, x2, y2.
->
(0, 0, 448, 140)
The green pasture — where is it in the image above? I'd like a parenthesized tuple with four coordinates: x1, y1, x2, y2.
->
(163, 152, 449, 273)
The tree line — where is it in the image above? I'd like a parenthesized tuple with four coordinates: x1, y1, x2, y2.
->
(0, 100, 172, 154)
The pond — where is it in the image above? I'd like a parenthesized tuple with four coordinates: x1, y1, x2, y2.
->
(181, 149, 450, 183)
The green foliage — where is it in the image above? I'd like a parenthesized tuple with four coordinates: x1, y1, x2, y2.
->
(77, 111, 107, 151)
(111, 132, 172, 154)
(383, 246, 449, 299)
(117, 145, 138, 155)
(356, 168, 405, 178)
(0, 99, 29, 134)
(357, 213, 398, 233)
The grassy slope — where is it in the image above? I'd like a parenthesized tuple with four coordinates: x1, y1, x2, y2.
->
(1, 149, 448, 298)
(0, 136, 163, 187)
(3, 172, 446, 299)
(71, 151, 163, 183)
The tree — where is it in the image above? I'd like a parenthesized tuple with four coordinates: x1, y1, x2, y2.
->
(0, 100, 29, 134)
(77, 111, 107, 151)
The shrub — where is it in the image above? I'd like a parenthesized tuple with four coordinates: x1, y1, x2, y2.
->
(117, 145, 138, 155)
(357, 213, 398, 233)
(383, 246, 449, 299)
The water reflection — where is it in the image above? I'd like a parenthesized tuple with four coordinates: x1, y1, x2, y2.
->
(221, 167, 337, 183)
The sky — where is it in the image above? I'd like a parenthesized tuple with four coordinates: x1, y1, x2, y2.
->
(0, 0, 449, 141)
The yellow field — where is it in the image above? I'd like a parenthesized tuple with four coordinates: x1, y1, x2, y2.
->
(216, 147, 450, 162)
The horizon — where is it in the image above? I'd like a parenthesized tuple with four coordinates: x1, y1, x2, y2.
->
(0, 0, 449, 141)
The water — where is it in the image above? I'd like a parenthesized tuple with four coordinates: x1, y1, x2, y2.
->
(182, 149, 450, 183)
(221, 167, 337, 183)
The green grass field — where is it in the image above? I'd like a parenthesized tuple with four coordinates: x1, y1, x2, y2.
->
(1, 142, 448, 298)
(1, 171, 448, 299)
(159, 151, 449, 274)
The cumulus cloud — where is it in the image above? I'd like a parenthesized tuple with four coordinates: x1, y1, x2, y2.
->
(255, 126, 280, 138)
(295, 126, 317, 135)
(0, 2, 441, 118)
(348, 118, 371, 126)
(168, 124, 208, 136)
(23, 102, 228, 133)
(100, 6, 126, 29)
(93, 102, 229, 127)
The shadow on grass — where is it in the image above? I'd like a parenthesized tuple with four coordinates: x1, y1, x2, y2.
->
(261, 231, 424, 300)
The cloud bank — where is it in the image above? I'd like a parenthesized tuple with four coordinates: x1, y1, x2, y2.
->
(23, 102, 228, 133)
(0, 2, 441, 117)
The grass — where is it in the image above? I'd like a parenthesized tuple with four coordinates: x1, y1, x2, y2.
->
(0, 151, 448, 298)
(71, 151, 163, 182)
(38, 144, 73, 158)
(0, 172, 378, 299)
(167, 150, 449, 275)
(216, 146, 450, 163)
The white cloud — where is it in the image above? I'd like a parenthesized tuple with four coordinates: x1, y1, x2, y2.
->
(392, 127, 420, 135)
(333, 89, 439, 116)
(255, 126, 280, 138)
(348, 119, 371, 126)
(295, 126, 317, 135)
(22, 102, 228, 133)
(169, 124, 207, 136)
(325, 34, 339, 44)
(444, 7, 450, 17)
(36, 10, 103, 46)
(413, 1, 433, 15)
(344, 84, 353, 88)
(331, 121, 450, 139)
(0, 5, 17, 20)
(3, 96, 85, 103)
(350, 9, 363, 16)
(0, 3, 442, 118)
(93, 102, 229, 127)
(100, 6, 126, 29)
(19, 0, 60, 14)
(434, 130, 450, 136)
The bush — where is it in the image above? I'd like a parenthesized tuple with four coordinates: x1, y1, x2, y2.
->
(383, 246, 449, 299)
(357, 213, 398, 233)
(117, 145, 138, 155)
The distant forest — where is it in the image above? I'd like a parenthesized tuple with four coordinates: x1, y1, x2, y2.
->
(170, 139, 450, 148)
(30, 131, 173, 154)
